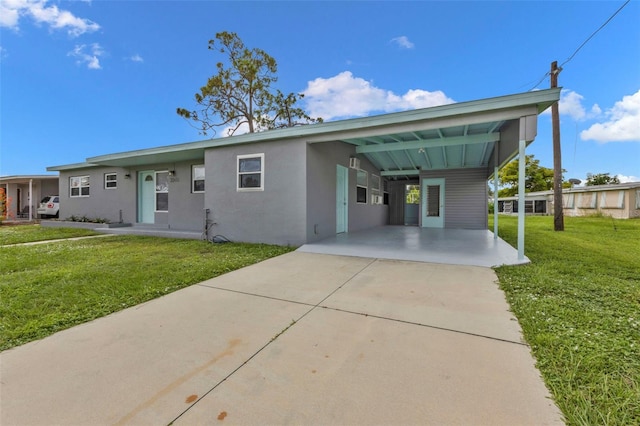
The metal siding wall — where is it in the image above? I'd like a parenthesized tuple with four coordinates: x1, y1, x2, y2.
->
(420, 168, 488, 229)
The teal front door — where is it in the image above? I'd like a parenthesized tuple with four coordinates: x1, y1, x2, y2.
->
(138, 171, 155, 224)
(421, 178, 445, 228)
(336, 165, 348, 233)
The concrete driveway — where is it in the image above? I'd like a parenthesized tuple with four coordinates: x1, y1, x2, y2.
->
(0, 252, 563, 425)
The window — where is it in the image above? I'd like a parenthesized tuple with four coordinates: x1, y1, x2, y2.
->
(371, 174, 382, 204)
(601, 191, 625, 209)
(104, 173, 117, 189)
(155, 171, 169, 211)
(356, 169, 368, 204)
(563, 193, 575, 209)
(578, 192, 596, 209)
(406, 185, 420, 204)
(636, 190, 640, 209)
(383, 179, 389, 205)
(70, 176, 90, 197)
(192, 165, 205, 193)
(237, 154, 264, 191)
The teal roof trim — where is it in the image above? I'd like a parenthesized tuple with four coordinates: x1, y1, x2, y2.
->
(50, 89, 561, 170)
(47, 162, 98, 172)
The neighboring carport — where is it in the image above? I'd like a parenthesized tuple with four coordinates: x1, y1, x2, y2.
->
(0, 175, 59, 220)
(304, 88, 561, 262)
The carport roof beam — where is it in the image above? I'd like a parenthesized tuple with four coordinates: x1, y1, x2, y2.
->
(355, 133, 500, 154)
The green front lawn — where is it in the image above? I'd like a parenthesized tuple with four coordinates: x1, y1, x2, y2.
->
(492, 215, 640, 426)
(0, 224, 100, 245)
(0, 232, 293, 351)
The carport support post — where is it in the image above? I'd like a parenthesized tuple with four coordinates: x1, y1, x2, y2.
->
(517, 115, 537, 261)
(493, 166, 499, 239)
(517, 139, 526, 260)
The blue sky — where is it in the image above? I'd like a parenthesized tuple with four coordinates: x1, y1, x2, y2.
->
(1, 0, 639, 184)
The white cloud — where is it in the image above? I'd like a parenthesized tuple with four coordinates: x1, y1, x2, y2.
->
(0, 0, 99, 36)
(580, 90, 640, 143)
(68, 43, 103, 69)
(616, 174, 640, 183)
(390, 36, 414, 49)
(130, 54, 144, 63)
(543, 89, 600, 121)
(0, 0, 22, 28)
(303, 71, 454, 120)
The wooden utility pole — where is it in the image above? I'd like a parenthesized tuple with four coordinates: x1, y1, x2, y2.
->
(551, 61, 564, 231)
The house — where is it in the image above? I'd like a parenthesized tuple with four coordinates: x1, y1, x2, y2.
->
(497, 181, 640, 219)
(0, 175, 59, 220)
(47, 89, 561, 260)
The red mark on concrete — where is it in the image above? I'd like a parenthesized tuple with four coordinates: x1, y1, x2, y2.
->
(185, 394, 198, 403)
(218, 411, 228, 420)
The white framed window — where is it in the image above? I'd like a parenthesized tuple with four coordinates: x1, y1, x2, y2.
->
(104, 173, 117, 189)
(237, 153, 264, 191)
(356, 169, 368, 204)
(636, 190, 640, 209)
(155, 171, 169, 211)
(192, 165, 205, 193)
(70, 175, 90, 198)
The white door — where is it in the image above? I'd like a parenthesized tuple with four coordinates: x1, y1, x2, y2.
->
(421, 178, 445, 228)
(336, 165, 348, 233)
(138, 171, 155, 223)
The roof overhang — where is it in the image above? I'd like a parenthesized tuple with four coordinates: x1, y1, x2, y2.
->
(47, 89, 560, 174)
(0, 175, 59, 183)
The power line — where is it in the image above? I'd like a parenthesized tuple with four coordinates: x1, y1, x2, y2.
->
(559, 0, 631, 69)
(528, 0, 631, 91)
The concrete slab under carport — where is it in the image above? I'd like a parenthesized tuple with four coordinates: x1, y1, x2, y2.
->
(298, 226, 529, 267)
(0, 252, 562, 425)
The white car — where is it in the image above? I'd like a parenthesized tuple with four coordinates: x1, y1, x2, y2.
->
(37, 195, 60, 218)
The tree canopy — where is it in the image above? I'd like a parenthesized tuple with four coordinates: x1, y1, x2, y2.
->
(585, 173, 620, 186)
(497, 155, 568, 197)
(177, 31, 322, 136)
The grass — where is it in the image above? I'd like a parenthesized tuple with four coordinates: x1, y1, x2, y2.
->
(491, 215, 640, 426)
(0, 230, 294, 351)
(0, 224, 100, 245)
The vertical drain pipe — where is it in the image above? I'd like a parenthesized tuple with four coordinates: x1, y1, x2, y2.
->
(204, 208, 210, 241)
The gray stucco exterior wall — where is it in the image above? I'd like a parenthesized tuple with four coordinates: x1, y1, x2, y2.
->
(306, 141, 388, 243)
(57, 167, 136, 223)
(420, 168, 488, 229)
(164, 161, 206, 231)
(56, 161, 205, 229)
(204, 139, 307, 246)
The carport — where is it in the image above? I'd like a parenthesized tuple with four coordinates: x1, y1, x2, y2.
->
(305, 88, 561, 262)
(298, 226, 525, 267)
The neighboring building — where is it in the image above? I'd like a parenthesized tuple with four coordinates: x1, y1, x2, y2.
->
(47, 89, 560, 248)
(0, 175, 59, 220)
(497, 182, 640, 219)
